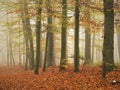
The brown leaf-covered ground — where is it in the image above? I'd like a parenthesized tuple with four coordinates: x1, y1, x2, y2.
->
(0, 65, 120, 90)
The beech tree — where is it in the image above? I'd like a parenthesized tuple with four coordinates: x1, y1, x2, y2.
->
(102, 0, 114, 78)
(20, 0, 34, 70)
(74, 0, 80, 72)
(23, 0, 34, 70)
(60, 0, 67, 70)
(20, 0, 30, 70)
(34, 0, 42, 74)
(84, 1, 91, 64)
(115, 0, 120, 61)
(46, 0, 55, 67)
(43, 0, 55, 71)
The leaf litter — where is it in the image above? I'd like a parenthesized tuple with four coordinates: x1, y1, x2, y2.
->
(0, 65, 120, 90)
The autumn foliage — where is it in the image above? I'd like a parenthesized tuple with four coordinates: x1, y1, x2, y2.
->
(0, 65, 120, 90)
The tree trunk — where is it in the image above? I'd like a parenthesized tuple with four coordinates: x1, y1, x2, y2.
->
(84, 1, 91, 64)
(60, 0, 67, 70)
(9, 36, 12, 66)
(46, 0, 55, 67)
(7, 32, 10, 66)
(25, 43, 29, 71)
(102, 0, 114, 78)
(91, 30, 95, 63)
(43, 33, 49, 71)
(47, 32, 55, 66)
(39, 38, 43, 68)
(18, 18, 21, 66)
(34, 0, 42, 74)
(9, 42, 15, 66)
(85, 29, 91, 64)
(117, 33, 120, 60)
(115, 0, 120, 61)
(116, 25, 120, 60)
(74, 0, 80, 72)
(23, 0, 34, 70)
(22, 21, 30, 70)
(6, 10, 10, 66)
(43, 0, 55, 71)
(20, 0, 30, 70)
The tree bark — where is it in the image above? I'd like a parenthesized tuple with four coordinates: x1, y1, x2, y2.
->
(85, 28, 91, 64)
(47, 0, 55, 67)
(20, 0, 30, 70)
(60, 0, 67, 70)
(91, 30, 95, 63)
(43, 33, 49, 71)
(34, 0, 42, 74)
(9, 42, 15, 66)
(43, 0, 55, 71)
(84, 1, 91, 64)
(102, 0, 114, 78)
(74, 0, 80, 72)
(6, 10, 10, 66)
(116, 24, 120, 60)
(23, 0, 34, 70)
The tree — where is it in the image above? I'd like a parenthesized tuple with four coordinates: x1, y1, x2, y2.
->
(102, 0, 114, 78)
(20, 0, 34, 70)
(84, 5, 91, 64)
(9, 40, 15, 66)
(43, 0, 55, 71)
(60, 0, 67, 70)
(85, 28, 91, 64)
(46, 0, 55, 67)
(6, 9, 10, 66)
(20, 5, 30, 70)
(22, 0, 34, 70)
(117, 27, 120, 60)
(115, 0, 120, 61)
(74, 0, 80, 72)
(23, 0, 34, 70)
(34, 0, 42, 74)
(91, 29, 95, 63)
(43, 30, 49, 71)
(6, 11, 15, 66)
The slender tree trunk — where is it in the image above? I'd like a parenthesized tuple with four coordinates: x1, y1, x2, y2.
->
(85, 29, 91, 64)
(115, 0, 120, 61)
(74, 0, 80, 72)
(39, 37, 43, 68)
(9, 36, 12, 66)
(6, 13, 10, 66)
(47, 0, 55, 67)
(117, 33, 120, 60)
(23, 28, 30, 70)
(8, 19, 14, 66)
(9, 42, 15, 66)
(43, 0, 55, 71)
(23, 0, 34, 70)
(43, 33, 49, 71)
(20, 0, 30, 70)
(7, 32, 10, 66)
(25, 45, 29, 70)
(116, 25, 120, 60)
(91, 30, 95, 63)
(102, 0, 114, 78)
(18, 18, 21, 66)
(21, 16, 30, 70)
(34, 0, 42, 74)
(47, 32, 55, 66)
(60, 0, 67, 70)
(84, 1, 91, 64)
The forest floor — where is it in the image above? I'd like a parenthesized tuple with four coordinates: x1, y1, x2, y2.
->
(0, 65, 120, 90)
